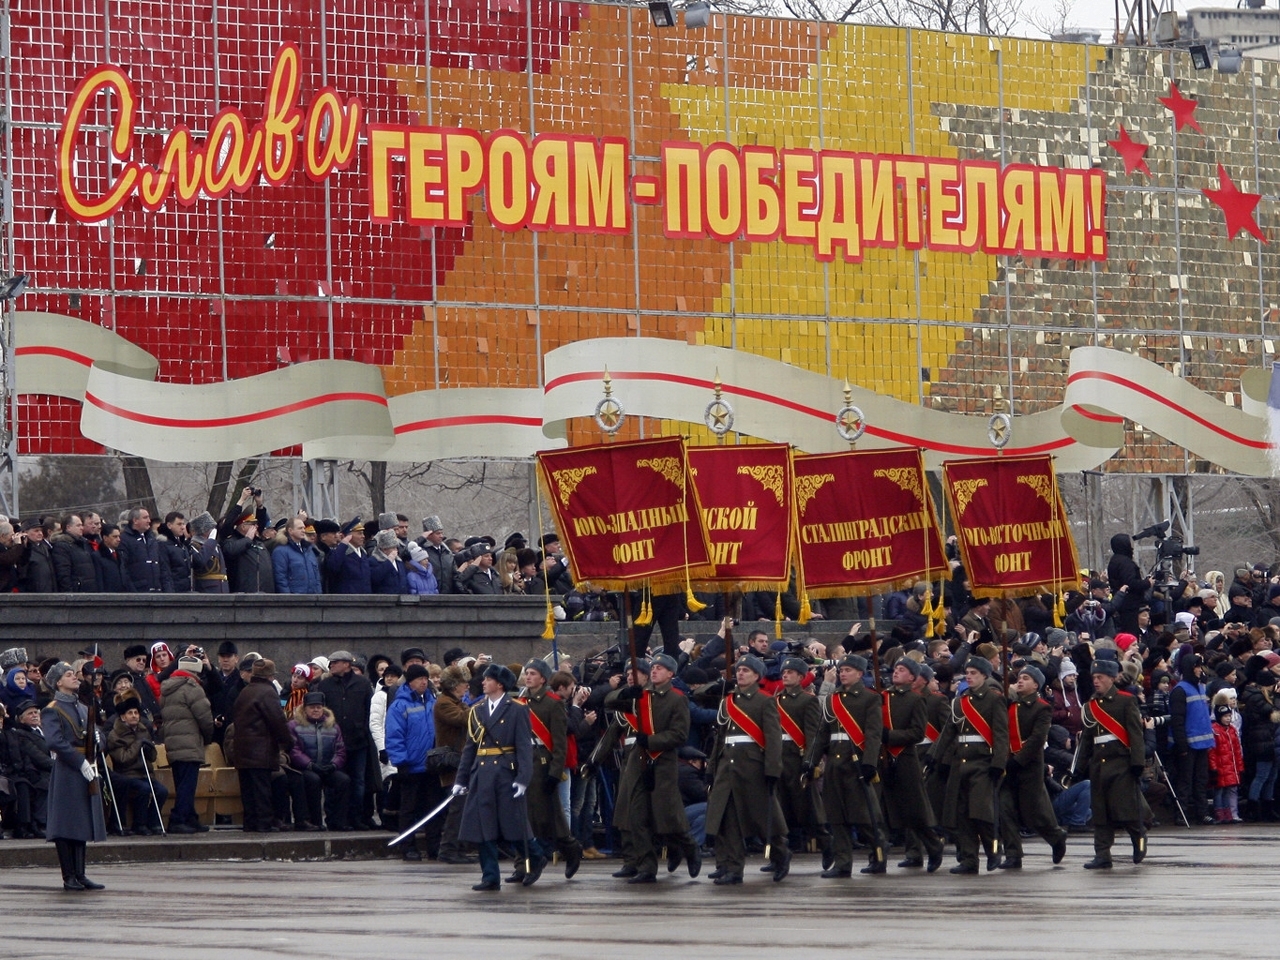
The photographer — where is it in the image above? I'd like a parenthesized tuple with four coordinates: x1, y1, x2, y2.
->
(1065, 581, 1116, 639)
(1106, 533, 1150, 635)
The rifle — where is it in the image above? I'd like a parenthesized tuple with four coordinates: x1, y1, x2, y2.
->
(84, 685, 100, 798)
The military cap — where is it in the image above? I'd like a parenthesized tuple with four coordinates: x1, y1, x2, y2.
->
(780, 657, 809, 675)
(1018, 664, 1045, 687)
(1091, 659, 1120, 677)
(482, 663, 519, 690)
(839, 654, 868, 672)
(964, 657, 993, 678)
(737, 654, 767, 678)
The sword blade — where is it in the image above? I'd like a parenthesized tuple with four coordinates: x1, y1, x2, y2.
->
(386, 793, 454, 847)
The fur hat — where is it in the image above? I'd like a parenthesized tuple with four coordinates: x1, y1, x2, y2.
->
(400, 648, 427, 665)
(0, 647, 27, 671)
(123, 644, 148, 661)
(1018, 664, 1045, 687)
(375, 529, 399, 551)
(1091, 658, 1120, 678)
(439, 665, 470, 691)
(839, 654, 868, 673)
(114, 689, 143, 713)
(314, 519, 341, 536)
(896, 657, 923, 679)
(422, 515, 444, 533)
(964, 657, 993, 678)
(252, 658, 276, 679)
(650, 653, 679, 674)
(523, 658, 552, 682)
(190, 511, 217, 538)
(737, 654, 767, 678)
(780, 657, 809, 675)
(45, 661, 74, 688)
(377, 512, 398, 531)
(481, 663, 518, 690)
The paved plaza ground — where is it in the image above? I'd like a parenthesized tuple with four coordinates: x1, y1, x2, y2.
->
(3, 826, 1272, 959)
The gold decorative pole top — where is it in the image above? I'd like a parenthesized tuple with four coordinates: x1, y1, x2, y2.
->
(836, 378, 865, 447)
(704, 367, 735, 441)
(594, 365, 625, 436)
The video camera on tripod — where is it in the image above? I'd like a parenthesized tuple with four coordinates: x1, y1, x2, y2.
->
(1132, 520, 1200, 588)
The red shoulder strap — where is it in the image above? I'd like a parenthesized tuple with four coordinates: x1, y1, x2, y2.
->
(831, 692, 866, 751)
(776, 699, 806, 751)
(960, 694, 994, 748)
(726, 693, 767, 749)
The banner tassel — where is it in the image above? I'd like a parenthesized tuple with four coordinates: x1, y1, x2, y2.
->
(685, 586, 706, 614)
(921, 585, 935, 639)
(774, 592, 784, 639)
(636, 585, 654, 626)
(541, 603, 557, 641)
(799, 592, 812, 625)
(1054, 592, 1066, 628)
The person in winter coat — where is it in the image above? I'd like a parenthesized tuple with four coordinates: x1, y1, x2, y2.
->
(370, 665, 402, 827)
(1240, 652, 1280, 821)
(51, 515, 100, 592)
(325, 528, 372, 594)
(231, 659, 293, 832)
(145, 643, 175, 705)
(317, 652, 375, 830)
(8, 699, 52, 837)
(1106, 533, 1149, 635)
(434, 665, 472, 864)
(1210, 699, 1245, 823)
(106, 689, 167, 834)
(18, 521, 56, 593)
(405, 543, 439, 595)
(189, 511, 229, 593)
(159, 656, 215, 833)
(92, 524, 132, 592)
(287, 692, 350, 831)
(118, 507, 172, 592)
(157, 513, 194, 592)
(369, 530, 411, 595)
(386, 664, 439, 860)
(41, 662, 107, 891)
(1, 666, 33, 717)
(272, 518, 322, 594)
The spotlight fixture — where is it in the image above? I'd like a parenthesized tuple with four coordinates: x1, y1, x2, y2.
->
(684, 1, 711, 28)
(1217, 46, 1242, 74)
(648, 1, 674, 27)
(1189, 44, 1211, 70)
(0, 275, 28, 301)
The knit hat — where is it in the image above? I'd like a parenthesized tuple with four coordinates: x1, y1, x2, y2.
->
(1215, 703, 1233, 720)
(309, 655, 330, 673)
(407, 542, 429, 565)
(404, 663, 430, 683)
(292, 663, 311, 680)
(1115, 633, 1139, 652)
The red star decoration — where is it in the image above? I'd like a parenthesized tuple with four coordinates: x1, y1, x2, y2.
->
(1159, 82, 1202, 133)
(1203, 164, 1266, 243)
(1107, 125, 1150, 176)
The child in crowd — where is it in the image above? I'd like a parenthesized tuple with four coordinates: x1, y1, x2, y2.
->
(1210, 698, 1245, 824)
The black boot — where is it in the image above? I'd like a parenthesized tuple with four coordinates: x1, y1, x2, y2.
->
(73, 842, 105, 891)
(55, 840, 84, 891)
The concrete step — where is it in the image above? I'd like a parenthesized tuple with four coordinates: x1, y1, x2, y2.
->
(0, 828, 402, 868)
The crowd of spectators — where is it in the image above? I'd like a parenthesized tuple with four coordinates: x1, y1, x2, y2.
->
(0, 487, 574, 599)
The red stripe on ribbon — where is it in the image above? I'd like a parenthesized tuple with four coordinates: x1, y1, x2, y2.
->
(83, 391, 387, 429)
(1068, 370, 1269, 450)
(16, 345, 95, 367)
(1068, 404, 1124, 424)
(394, 414, 544, 435)
(546, 369, 1080, 456)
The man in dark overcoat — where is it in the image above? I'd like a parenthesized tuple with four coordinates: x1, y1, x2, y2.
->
(453, 664, 542, 891)
(1078, 658, 1148, 869)
(998, 664, 1068, 868)
(43, 661, 107, 890)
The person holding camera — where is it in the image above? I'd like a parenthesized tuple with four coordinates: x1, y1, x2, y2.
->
(1106, 533, 1150, 635)
(160, 655, 215, 834)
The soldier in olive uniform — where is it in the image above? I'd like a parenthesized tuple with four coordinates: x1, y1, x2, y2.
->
(998, 664, 1068, 868)
(769, 657, 832, 871)
(596, 659, 652, 880)
(905, 662, 949, 864)
(510, 659, 582, 883)
(881, 658, 944, 872)
(705, 654, 791, 885)
(808, 654, 888, 878)
(603, 653, 701, 883)
(1078, 658, 1148, 869)
(934, 658, 1008, 874)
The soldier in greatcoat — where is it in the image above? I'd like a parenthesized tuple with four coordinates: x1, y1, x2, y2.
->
(1078, 658, 1148, 870)
(43, 661, 107, 891)
(808, 653, 887, 878)
(511, 659, 581, 883)
(770, 657, 831, 871)
(997, 664, 1068, 868)
(934, 657, 1008, 874)
(705, 655, 790, 885)
(604, 653, 701, 883)
(453, 664, 542, 891)
(881, 658, 944, 872)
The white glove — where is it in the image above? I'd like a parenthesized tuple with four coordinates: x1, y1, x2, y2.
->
(79, 759, 97, 782)
(450, 783, 467, 797)
(512, 783, 527, 799)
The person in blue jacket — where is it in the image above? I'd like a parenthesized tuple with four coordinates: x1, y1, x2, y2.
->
(272, 518, 322, 594)
(386, 663, 441, 860)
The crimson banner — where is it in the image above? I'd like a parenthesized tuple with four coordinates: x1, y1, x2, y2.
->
(687, 443, 793, 589)
(793, 447, 948, 597)
(537, 436, 713, 589)
(941, 453, 1079, 597)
